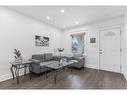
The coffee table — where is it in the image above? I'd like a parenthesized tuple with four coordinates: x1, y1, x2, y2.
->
(45, 60, 77, 83)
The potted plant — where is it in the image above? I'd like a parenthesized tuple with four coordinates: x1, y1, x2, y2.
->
(14, 49, 22, 63)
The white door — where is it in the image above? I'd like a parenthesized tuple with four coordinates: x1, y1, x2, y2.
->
(99, 28, 121, 73)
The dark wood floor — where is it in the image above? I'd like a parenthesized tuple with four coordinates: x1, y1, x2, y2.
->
(0, 68, 127, 89)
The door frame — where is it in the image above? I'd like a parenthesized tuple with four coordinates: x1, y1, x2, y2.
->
(99, 27, 122, 73)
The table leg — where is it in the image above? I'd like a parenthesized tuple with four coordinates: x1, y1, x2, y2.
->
(69, 65, 73, 78)
(24, 64, 27, 75)
(68, 65, 72, 72)
(54, 70, 57, 84)
(45, 67, 47, 79)
(10, 66, 15, 80)
(29, 65, 31, 79)
(29, 64, 33, 79)
(70, 66, 72, 72)
(15, 67, 19, 84)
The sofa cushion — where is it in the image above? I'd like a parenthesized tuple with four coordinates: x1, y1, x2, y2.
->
(32, 54, 44, 62)
(40, 54, 45, 62)
(30, 59, 40, 63)
(40, 60, 59, 66)
(52, 56, 62, 61)
(44, 53, 53, 61)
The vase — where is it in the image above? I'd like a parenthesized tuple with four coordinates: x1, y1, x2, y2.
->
(15, 57, 22, 63)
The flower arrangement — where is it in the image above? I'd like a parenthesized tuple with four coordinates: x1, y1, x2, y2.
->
(14, 49, 22, 62)
(58, 48, 64, 56)
(58, 48, 64, 52)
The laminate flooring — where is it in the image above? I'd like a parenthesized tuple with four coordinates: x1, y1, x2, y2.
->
(0, 68, 126, 89)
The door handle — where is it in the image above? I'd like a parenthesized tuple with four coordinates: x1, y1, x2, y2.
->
(100, 52, 102, 54)
(99, 49, 103, 54)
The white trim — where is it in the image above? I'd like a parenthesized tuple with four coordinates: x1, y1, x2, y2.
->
(97, 23, 123, 30)
(84, 63, 99, 70)
(0, 70, 29, 82)
(98, 26, 122, 32)
(0, 74, 12, 82)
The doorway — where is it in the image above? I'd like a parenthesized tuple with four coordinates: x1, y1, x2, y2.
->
(71, 33, 85, 55)
(99, 28, 121, 73)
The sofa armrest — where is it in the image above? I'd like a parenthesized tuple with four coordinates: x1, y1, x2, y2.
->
(71, 57, 85, 69)
(78, 57, 85, 60)
(71, 56, 84, 60)
(30, 59, 41, 64)
(30, 59, 41, 74)
(70, 57, 78, 60)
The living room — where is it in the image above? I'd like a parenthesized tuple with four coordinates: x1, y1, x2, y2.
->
(0, 5, 127, 89)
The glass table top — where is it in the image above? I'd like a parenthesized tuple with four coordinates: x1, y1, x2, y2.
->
(45, 60, 77, 69)
(10, 59, 32, 65)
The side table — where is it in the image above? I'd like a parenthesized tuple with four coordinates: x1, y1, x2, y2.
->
(10, 60, 33, 84)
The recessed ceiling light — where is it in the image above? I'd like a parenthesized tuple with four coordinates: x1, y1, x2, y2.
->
(60, 9, 65, 13)
(46, 16, 50, 20)
(63, 25, 66, 28)
(75, 21, 79, 25)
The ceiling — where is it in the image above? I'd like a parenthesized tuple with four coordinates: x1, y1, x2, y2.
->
(8, 6, 127, 30)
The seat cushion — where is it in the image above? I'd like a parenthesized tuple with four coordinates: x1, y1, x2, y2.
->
(32, 54, 44, 62)
(73, 53, 82, 58)
(40, 60, 59, 66)
(44, 53, 53, 61)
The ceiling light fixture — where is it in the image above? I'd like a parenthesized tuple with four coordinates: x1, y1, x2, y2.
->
(63, 25, 66, 28)
(60, 9, 65, 13)
(46, 16, 50, 20)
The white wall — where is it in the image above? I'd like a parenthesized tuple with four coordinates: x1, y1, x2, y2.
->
(0, 7, 126, 82)
(0, 7, 62, 81)
(62, 16, 124, 71)
(123, 12, 127, 80)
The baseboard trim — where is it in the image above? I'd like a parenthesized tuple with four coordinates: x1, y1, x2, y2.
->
(0, 74, 12, 82)
(123, 73, 127, 81)
(0, 70, 29, 82)
(84, 64, 99, 70)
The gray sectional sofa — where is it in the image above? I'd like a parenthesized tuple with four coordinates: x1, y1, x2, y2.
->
(31, 53, 57, 74)
(30, 53, 85, 75)
(30, 53, 70, 74)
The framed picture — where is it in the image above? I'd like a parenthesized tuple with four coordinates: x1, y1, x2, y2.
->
(90, 38, 96, 43)
(35, 35, 49, 47)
